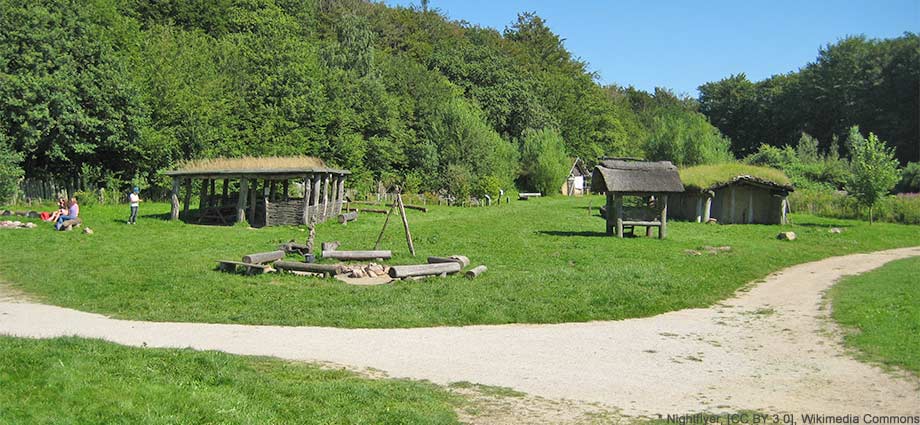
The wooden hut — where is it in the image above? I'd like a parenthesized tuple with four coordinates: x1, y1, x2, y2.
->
(165, 157, 349, 227)
(591, 159, 685, 239)
(561, 158, 590, 196)
(669, 164, 793, 225)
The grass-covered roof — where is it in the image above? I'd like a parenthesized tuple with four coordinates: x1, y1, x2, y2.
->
(167, 156, 348, 176)
(679, 163, 792, 191)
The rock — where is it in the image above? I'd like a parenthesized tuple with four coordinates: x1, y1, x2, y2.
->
(777, 231, 796, 241)
(705, 218, 718, 224)
(25, 222, 37, 229)
(684, 249, 702, 256)
(829, 227, 843, 234)
(83, 227, 94, 235)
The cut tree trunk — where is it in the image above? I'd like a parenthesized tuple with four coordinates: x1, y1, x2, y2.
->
(465, 265, 487, 279)
(337, 211, 358, 224)
(241, 250, 285, 265)
(274, 261, 343, 276)
(388, 262, 461, 278)
(427, 255, 470, 268)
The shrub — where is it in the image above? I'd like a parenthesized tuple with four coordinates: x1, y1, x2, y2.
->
(897, 162, 920, 193)
(519, 128, 569, 195)
(789, 189, 920, 225)
(845, 130, 899, 223)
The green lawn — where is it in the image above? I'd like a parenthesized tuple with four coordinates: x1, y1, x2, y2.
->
(0, 336, 458, 424)
(829, 256, 920, 376)
(1, 196, 918, 328)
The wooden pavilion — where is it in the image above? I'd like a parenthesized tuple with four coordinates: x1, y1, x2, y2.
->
(165, 157, 349, 227)
(591, 159, 685, 239)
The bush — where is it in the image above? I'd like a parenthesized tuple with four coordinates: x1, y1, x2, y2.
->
(897, 162, 920, 193)
(519, 128, 569, 195)
(789, 189, 920, 225)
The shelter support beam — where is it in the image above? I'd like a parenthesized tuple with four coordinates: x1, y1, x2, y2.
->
(659, 194, 668, 239)
(170, 177, 180, 220)
(236, 177, 248, 224)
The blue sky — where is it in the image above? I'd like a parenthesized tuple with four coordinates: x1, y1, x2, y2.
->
(383, 0, 919, 96)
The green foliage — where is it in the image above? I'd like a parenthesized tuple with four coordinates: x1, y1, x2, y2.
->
(830, 257, 920, 375)
(519, 128, 569, 195)
(789, 189, 920, 225)
(744, 136, 850, 190)
(796, 133, 820, 163)
(644, 110, 733, 167)
(0, 336, 459, 423)
(700, 34, 920, 165)
(896, 162, 920, 193)
(0, 136, 23, 203)
(845, 129, 900, 222)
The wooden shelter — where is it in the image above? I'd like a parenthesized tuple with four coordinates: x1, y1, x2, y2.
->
(165, 157, 349, 227)
(591, 159, 685, 238)
(669, 173, 794, 225)
(561, 158, 590, 196)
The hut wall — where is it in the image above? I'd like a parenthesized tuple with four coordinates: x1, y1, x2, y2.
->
(263, 194, 341, 226)
(711, 185, 785, 224)
(666, 192, 703, 220)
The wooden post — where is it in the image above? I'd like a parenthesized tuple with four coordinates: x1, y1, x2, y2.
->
(729, 186, 736, 224)
(303, 176, 313, 224)
(282, 180, 289, 201)
(646, 196, 654, 237)
(263, 183, 270, 227)
(269, 180, 277, 202)
(659, 194, 669, 239)
(209, 179, 216, 207)
(695, 196, 702, 223)
(322, 174, 330, 219)
(182, 178, 192, 219)
(605, 192, 615, 236)
(249, 180, 258, 225)
(199, 178, 208, 211)
(170, 177, 180, 220)
(747, 191, 754, 224)
(312, 174, 321, 221)
(336, 175, 345, 215)
(780, 198, 787, 225)
(222, 179, 229, 205)
(374, 206, 395, 250)
(615, 194, 624, 238)
(237, 177, 248, 224)
(397, 193, 416, 256)
(703, 194, 712, 222)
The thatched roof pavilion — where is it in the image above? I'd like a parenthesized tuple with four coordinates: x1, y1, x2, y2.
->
(591, 159, 685, 238)
(165, 156, 349, 227)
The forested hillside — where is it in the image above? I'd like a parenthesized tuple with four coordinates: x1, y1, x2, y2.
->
(0, 0, 916, 198)
(699, 33, 919, 164)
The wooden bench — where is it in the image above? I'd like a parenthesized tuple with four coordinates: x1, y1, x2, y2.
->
(215, 260, 272, 275)
(601, 205, 664, 237)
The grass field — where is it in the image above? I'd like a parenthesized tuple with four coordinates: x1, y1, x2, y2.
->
(1, 196, 918, 328)
(0, 336, 458, 424)
(829, 256, 920, 376)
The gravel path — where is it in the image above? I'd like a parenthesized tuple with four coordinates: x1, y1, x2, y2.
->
(2, 247, 919, 416)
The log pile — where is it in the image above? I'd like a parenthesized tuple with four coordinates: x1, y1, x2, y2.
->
(340, 263, 389, 278)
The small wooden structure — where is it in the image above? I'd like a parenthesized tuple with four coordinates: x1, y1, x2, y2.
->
(591, 159, 685, 239)
(670, 175, 794, 224)
(165, 157, 349, 227)
(561, 158, 590, 196)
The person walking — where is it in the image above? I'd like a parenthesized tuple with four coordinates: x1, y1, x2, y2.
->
(128, 187, 141, 224)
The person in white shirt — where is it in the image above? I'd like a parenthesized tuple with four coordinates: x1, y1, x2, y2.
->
(128, 187, 141, 224)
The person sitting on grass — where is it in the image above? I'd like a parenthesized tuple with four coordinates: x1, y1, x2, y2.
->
(55, 198, 79, 230)
(127, 187, 141, 224)
(45, 198, 67, 222)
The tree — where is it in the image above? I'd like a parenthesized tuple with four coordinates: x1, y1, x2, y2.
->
(845, 128, 899, 223)
(0, 135, 23, 204)
(644, 111, 733, 167)
(519, 128, 569, 195)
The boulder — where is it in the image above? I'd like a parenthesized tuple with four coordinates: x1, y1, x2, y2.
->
(829, 227, 843, 234)
(777, 231, 796, 241)
(83, 227, 94, 235)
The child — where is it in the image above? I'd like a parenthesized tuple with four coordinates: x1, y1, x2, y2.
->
(47, 198, 67, 222)
(128, 187, 141, 224)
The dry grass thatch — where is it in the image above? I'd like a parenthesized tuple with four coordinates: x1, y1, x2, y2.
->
(680, 163, 792, 191)
(175, 156, 328, 173)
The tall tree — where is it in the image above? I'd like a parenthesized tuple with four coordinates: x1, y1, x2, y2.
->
(845, 127, 899, 223)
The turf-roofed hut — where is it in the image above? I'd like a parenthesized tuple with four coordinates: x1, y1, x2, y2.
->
(165, 157, 349, 227)
(591, 158, 685, 239)
(670, 164, 794, 224)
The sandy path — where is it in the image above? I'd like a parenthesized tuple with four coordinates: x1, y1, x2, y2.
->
(2, 247, 919, 416)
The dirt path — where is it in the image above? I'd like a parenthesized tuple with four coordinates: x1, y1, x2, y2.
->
(2, 247, 919, 417)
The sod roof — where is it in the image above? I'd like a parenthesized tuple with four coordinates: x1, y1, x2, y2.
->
(679, 164, 793, 192)
(591, 159, 685, 193)
(166, 156, 349, 177)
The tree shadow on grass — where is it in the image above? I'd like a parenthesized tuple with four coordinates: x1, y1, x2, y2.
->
(537, 230, 612, 238)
